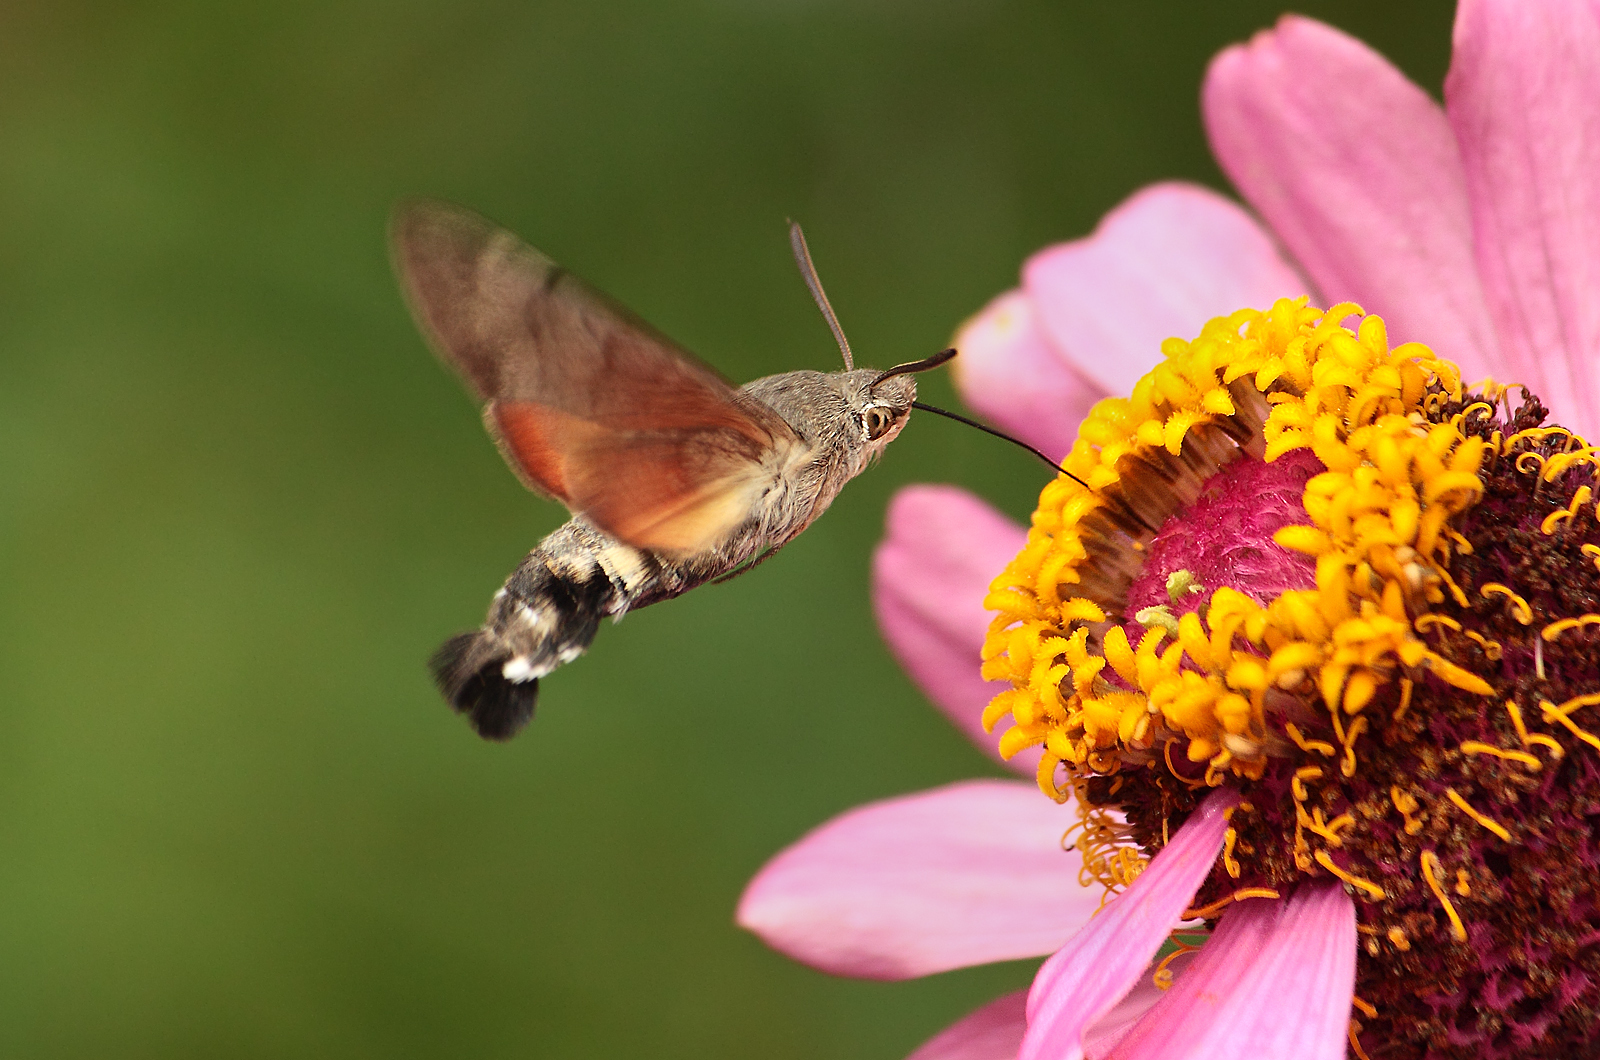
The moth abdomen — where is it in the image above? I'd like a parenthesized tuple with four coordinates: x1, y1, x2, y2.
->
(429, 630, 540, 741)
(432, 525, 648, 740)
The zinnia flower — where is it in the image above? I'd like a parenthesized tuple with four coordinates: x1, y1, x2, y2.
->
(739, 5, 1600, 1059)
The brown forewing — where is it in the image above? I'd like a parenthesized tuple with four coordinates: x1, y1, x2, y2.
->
(391, 199, 803, 554)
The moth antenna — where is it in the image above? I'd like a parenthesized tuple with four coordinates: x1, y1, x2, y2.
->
(871, 346, 958, 386)
(788, 220, 854, 371)
(911, 400, 1089, 487)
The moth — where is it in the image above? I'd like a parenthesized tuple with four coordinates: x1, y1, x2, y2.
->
(392, 200, 956, 740)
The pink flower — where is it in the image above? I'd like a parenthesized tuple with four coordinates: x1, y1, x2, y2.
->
(739, 5, 1600, 1059)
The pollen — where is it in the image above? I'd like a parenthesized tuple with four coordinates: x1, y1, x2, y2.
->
(978, 298, 1600, 1059)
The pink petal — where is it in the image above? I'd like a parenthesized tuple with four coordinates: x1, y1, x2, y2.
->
(873, 485, 1036, 775)
(952, 288, 1106, 462)
(906, 991, 1027, 1060)
(1103, 883, 1357, 1060)
(736, 780, 1099, 980)
(1202, 16, 1502, 384)
(1081, 960, 1175, 1060)
(1019, 787, 1240, 1060)
(1022, 183, 1309, 400)
(1447, 0, 1600, 437)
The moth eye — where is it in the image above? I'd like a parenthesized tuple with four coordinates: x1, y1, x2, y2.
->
(864, 406, 894, 440)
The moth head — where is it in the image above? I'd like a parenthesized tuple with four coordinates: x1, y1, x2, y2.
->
(833, 345, 953, 452)
(855, 371, 916, 444)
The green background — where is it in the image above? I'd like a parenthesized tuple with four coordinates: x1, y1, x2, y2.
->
(0, 2, 1455, 1056)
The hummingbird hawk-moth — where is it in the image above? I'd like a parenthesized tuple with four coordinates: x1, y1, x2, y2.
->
(392, 200, 955, 741)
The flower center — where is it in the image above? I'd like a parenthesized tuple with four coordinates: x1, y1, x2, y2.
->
(1119, 449, 1320, 654)
(981, 299, 1600, 1060)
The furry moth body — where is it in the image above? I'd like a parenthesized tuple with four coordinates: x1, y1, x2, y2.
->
(393, 200, 923, 740)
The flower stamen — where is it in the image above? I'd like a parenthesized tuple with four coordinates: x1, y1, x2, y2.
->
(1338, 715, 1367, 778)
(1538, 701, 1600, 752)
(1180, 886, 1279, 921)
(1458, 740, 1542, 770)
(1503, 698, 1564, 759)
(1349, 1024, 1376, 1060)
(1312, 850, 1385, 900)
(1480, 582, 1533, 624)
(1420, 850, 1468, 942)
(1539, 484, 1593, 533)
(1547, 690, 1600, 717)
(1151, 931, 1206, 990)
(1393, 676, 1413, 720)
(1541, 614, 1600, 640)
(1443, 787, 1512, 842)
(1060, 776, 1147, 902)
(1284, 722, 1335, 757)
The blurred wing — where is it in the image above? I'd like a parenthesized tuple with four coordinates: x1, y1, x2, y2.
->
(392, 199, 803, 555)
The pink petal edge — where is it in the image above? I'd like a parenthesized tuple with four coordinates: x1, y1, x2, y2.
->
(736, 780, 1100, 980)
(1019, 786, 1240, 1060)
(1104, 882, 1357, 1060)
(1203, 15, 1502, 385)
(952, 288, 1106, 463)
(906, 990, 1028, 1060)
(1022, 182, 1310, 401)
(1447, 0, 1600, 438)
(873, 484, 1036, 775)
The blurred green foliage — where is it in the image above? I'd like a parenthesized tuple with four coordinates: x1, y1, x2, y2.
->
(0, 1, 1455, 1056)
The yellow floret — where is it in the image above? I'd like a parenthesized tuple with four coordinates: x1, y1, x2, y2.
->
(981, 299, 1494, 797)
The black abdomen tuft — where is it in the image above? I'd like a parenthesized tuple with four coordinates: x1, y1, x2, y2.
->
(431, 528, 635, 741)
(430, 631, 540, 740)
